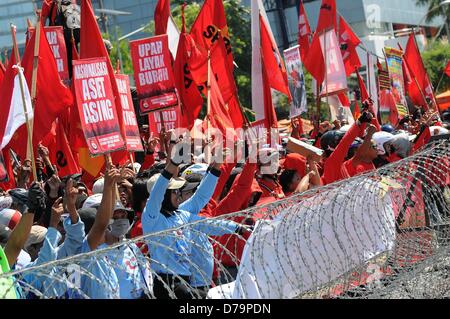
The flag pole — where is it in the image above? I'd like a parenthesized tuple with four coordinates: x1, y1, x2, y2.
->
(206, 50, 212, 141)
(10, 24, 38, 182)
(30, 11, 41, 109)
(324, 30, 329, 113)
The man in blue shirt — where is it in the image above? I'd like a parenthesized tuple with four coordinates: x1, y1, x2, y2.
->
(143, 142, 248, 299)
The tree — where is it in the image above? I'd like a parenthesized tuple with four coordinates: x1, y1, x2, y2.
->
(103, 30, 134, 75)
(421, 39, 450, 93)
(416, 0, 450, 37)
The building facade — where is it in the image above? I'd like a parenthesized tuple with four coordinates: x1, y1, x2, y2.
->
(1, 0, 445, 63)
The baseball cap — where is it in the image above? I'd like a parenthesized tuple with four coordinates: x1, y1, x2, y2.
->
(92, 178, 104, 194)
(146, 174, 187, 193)
(24, 226, 47, 251)
(181, 163, 209, 179)
(82, 194, 103, 209)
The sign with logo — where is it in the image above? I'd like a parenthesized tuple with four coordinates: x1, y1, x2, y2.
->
(130, 35, 179, 115)
(73, 58, 125, 156)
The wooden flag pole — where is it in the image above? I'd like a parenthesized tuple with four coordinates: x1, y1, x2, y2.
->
(30, 11, 41, 109)
(206, 50, 212, 141)
(10, 24, 38, 182)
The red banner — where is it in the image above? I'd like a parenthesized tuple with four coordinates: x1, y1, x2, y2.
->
(130, 35, 179, 115)
(45, 26, 69, 83)
(115, 74, 144, 152)
(72, 57, 125, 156)
(28, 26, 69, 83)
(148, 107, 181, 134)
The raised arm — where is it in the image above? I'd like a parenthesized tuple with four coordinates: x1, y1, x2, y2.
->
(4, 183, 46, 267)
(87, 164, 119, 251)
(355, 124, 377, 159)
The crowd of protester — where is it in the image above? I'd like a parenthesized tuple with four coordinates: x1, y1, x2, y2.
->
(0, 100, 449, 299)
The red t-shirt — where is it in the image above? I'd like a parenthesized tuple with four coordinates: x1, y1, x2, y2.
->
(344, 159, 375, 178)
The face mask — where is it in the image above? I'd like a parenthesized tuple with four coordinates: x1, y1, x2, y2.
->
(109, 219, 131, 239)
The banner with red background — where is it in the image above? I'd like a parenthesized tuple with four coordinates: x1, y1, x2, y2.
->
(73, 57, 125, 156)
(130, 35, 179, 115)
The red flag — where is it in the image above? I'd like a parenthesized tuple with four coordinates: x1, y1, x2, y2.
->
(262, 65, 279, 132)
(260, 15, 291, 100)
(0, 149, 16, 190)
(356, 69, 369, 102)
(208, 73, 236, 136)
(339, 16, 361, 76)
(445, 60, 450, 77)
(173, 33, 204, 130)
(190, 0, 234, 69)
(80, 0, 128, 164)
(404, 34, 435, 108)
(186, 34, 238, 104)
(8, 22, 73, 160)
(154, 0, 171, 35)
(316, 0, 337, 33)
(297, 0, 311, 62)
(303, 33, 325, 84)
(43, 120, 80, 177)
(402, 52, 426, 108)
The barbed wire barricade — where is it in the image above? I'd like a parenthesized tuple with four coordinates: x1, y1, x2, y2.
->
(0, 137, 448, 299)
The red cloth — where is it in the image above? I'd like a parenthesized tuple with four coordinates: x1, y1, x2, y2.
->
(211, 163, 235, 202)
(209, 162, 258, 270)
(140, 153, 155, 171)
(404, 34, 435, 109)
(256, 176, 285, 204)
(412, 127, 431, 154)
(173, 33, 203, 130)
(339, 16, 361, 76)
(281, 153, 307, 178)
(154, 0, 171, 35)
(297, 0, 311, 62)
(322, 122, 366, 185)
(344, 158, 375, 178)
(130, 211, 149, 255)
(190, 0, 234, 70)
(316, 0, 337, 34)
(445, 60, 450, 77)
(260, 15, 291, 100)
(80, 0, 127, 152)
(303, 32, 325, 85)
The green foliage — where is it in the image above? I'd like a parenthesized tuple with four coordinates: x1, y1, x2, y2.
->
(103, 30, 134, 75)
(416, 0, 450, 26)
(421, 39, 450, 93)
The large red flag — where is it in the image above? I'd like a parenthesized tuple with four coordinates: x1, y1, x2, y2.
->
(316, 0, 337, 34)
(80, 0, 126, 141)
(262, 65, 279, 133)
(207, 74, 236, 136)
(339, 16, 361, 76)
(445, 60, 450, 77)
(402, 52, 426, 108)
(8, 21, 74, 160)
(404, 34, 435, 108)
(174, 33, 204, 130)
(303, 33, 325, 85)
(260, 15, 291, 100)
(80, 0, 128, 165)
(297, 0, 311, 62)
(43, 120, 80, 177)
(190, 0, 233, 69)
(154, 0, 171, 35)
